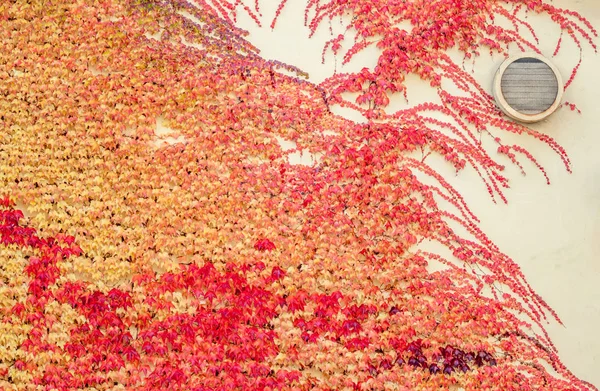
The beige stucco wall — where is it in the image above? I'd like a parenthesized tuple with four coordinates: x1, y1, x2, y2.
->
(232, 0, 600, 386)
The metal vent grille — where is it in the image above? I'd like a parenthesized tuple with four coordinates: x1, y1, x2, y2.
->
(500, 58, 558, 115)
(493, 54, 563, 123)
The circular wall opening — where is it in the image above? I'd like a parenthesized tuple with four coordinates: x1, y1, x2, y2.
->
(493, 53, 563, 123)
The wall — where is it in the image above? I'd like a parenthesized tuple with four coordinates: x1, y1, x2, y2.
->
(232, 0, 600, 387)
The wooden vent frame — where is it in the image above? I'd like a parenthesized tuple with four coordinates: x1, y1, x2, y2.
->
(493, 53, 563, 123)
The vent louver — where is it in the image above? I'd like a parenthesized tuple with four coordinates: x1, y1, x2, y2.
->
(493, 53, 563, 123)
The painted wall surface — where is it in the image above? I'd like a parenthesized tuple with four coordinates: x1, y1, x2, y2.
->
(230, 0, 600, 387)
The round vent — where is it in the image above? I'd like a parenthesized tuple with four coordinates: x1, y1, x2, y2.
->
(493, 53, 563, 123)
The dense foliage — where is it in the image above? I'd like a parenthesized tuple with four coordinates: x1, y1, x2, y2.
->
(0, 0, 596, 389)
